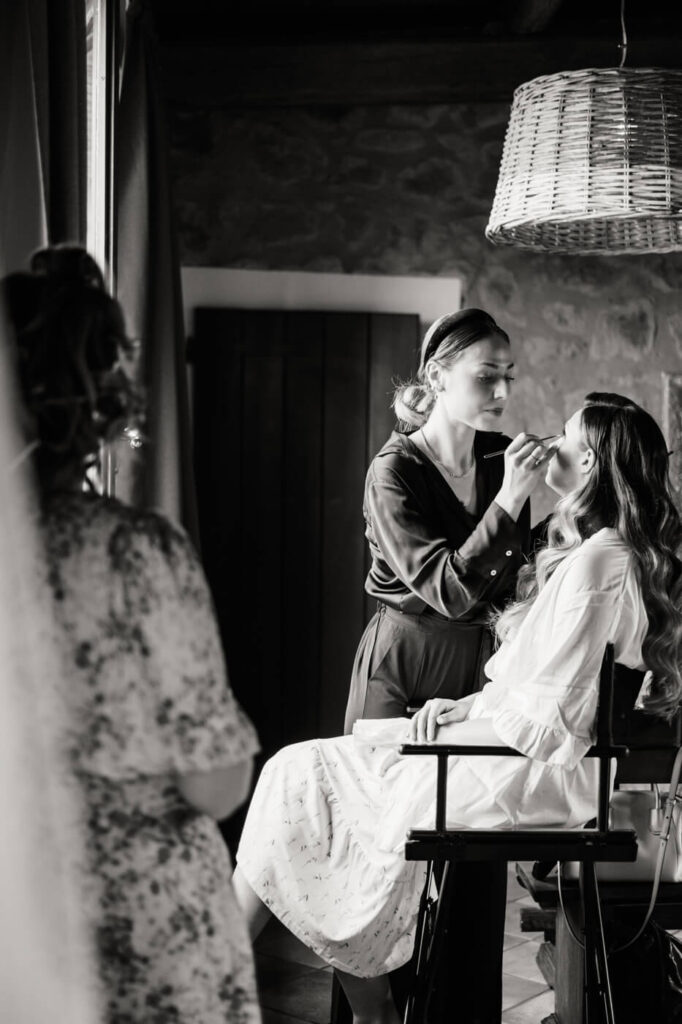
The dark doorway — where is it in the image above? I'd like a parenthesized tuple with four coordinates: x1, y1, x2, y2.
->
(190, 308, 419, 758)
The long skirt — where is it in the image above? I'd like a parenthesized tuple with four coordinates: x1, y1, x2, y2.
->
(343, 602, 506, 1024)
(237, 728, 513, 976)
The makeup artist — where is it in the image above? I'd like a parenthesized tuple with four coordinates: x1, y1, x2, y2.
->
(342, 308, 555, 1024)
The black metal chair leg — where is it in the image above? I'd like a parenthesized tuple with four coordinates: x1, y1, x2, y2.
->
(404, 862, 440, 1024)
(404, 861, 456, 1024)
(582, 863, 615, 1024)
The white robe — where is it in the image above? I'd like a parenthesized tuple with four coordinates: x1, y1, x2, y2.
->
(237, 528, 648, 977)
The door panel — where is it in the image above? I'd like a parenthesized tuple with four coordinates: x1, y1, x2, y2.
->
(365, 313, 420, 624)
(319, 314, 369, 736)
(281, 316, 323, 745)
(191, 307, 419, 757)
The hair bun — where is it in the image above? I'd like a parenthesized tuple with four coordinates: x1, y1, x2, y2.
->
(392, 380, 434, 429)
(30, 245, 105, 291)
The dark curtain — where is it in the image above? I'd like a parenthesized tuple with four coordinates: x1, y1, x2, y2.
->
(0, 0, 86, 275)
(115, 0, 199, 546)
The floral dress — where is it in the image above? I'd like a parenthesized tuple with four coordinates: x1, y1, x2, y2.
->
(42, 492, 261, 1024)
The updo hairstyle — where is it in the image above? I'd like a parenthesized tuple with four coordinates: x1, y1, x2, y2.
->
(392, 308, 510, 430)
(1, 245, 142, 486)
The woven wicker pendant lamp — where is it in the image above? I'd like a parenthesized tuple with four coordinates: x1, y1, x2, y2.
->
(485, 8, 682, 255)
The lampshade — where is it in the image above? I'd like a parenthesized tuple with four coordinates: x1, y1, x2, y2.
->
(486, 67, 682, 255)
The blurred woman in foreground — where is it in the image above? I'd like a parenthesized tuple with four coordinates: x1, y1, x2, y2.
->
(2, 246, 261, 1024)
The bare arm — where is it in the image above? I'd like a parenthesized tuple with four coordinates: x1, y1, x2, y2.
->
(177, 759, 254, 821)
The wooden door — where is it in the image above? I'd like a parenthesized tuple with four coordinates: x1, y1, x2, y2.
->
(190, 309, 419, 758)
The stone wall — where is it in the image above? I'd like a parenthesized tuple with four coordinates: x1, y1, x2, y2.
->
(169, 101, 682, 518)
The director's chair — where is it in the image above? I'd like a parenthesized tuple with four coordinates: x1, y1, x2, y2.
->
(399, 644, 653, 1024)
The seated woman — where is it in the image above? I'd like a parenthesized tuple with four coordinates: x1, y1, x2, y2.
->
(234, 393, 682, 1024)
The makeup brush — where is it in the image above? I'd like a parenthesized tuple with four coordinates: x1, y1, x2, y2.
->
(483, 436, 559, 460)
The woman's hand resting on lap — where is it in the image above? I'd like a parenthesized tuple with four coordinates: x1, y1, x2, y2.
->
(408, 698, 469, 744)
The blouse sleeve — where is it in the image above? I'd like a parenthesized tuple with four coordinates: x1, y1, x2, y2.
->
(76, 511, 259, 779)
(365, 463, 526, 618)
(490, 553, 629, 770)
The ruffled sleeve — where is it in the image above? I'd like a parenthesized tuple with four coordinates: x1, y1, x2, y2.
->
(489, 546, 632, 770)
(72, 509, 259, 779)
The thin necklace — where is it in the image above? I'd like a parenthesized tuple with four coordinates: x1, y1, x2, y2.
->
(420, 429, 475, 480)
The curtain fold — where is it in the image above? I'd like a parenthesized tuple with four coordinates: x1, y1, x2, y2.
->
(115, 0, 199, 547)
(45, 0, 87, 243)
(0, 0, 86, 276)
(0, 322, 99, 1024)
(0, 9, 95, 1018)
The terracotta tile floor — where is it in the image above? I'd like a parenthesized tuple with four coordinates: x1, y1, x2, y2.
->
(253, 862, 555, 1024)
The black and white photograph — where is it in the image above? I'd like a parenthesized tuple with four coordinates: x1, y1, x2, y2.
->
(3, 2, 682, 1023)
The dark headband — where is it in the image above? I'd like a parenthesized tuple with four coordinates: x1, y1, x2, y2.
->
(420, 308, 508, 372)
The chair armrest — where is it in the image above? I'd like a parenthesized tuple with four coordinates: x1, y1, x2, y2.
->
(398, 647, 634, 837)
(400, 744, 523, 757)
(398, 743, 629, 832)
(398, 744, 629, 758)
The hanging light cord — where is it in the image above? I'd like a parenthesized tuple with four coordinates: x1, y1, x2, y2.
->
(619, 0, 628, 68)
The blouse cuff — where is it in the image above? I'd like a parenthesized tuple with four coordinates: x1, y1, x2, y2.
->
(492, 707, 592, 770)
(457, 501, 524, 580)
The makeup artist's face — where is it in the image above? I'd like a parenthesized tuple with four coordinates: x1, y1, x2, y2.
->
(545, 409, 595, 496)
(434, 336, 515, 430)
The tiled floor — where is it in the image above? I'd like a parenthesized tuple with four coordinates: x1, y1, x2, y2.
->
(253, 861, 555, 1024)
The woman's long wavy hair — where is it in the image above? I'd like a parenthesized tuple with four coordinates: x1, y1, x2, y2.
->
(495, 392, 682, 720)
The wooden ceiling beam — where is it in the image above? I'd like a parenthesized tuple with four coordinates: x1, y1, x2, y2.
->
(159, 33, 682, 107)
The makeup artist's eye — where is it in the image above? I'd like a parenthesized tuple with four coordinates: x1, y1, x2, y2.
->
(478, 373, 514, 383)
